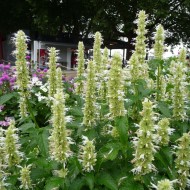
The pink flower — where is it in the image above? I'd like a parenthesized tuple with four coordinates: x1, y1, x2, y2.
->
(0, 105, 4, 112)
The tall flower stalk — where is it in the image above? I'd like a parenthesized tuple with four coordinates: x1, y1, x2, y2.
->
(49, 90, 72, 174)
(169, 61, 187, 120)
(154, 24, 165, 60)
(5, 120, 22, 167)
(154, 24, 165, 101)
(132, 98, 156, 178)
(134, 10, 149, 80)
(0, 128, 7, 190)
(156, 118, 173, 146)
(56, 67, 63, 91)
(48, 47, 59, 100)
(107, 53, 125, 118)
(82, 60, 96, 128)
(128, 52, 142, 121)
(179, 48, 186, 63)
(78, 136, 97, 172)
(174, 133, 190, 189)
(75, 41, 85, 95)
(13, 30, 30, 118)
(129, 52, 141, 82)
(159, 75, 167, 101)
(93, 32, 102, 76)
(19, 165, 32, 189)
(99, 47, 109, 101)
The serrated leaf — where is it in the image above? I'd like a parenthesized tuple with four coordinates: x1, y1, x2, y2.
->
(97, 172, 118, 190)
(155, 151, 175, 179)
(157, 102, 171, 117)
(119, 175, 144, 190)
(31, 168, 49, 181)
(45, 177, 64, 190)
(115, 116, 128, 145)
(120, 182, 144, 190)
(70, 107, 83, 117)
(69, 177, 85, 190)
(38, 128, 49, 156)
(85, 173, 94, 190)
(0, 93, 16, 105)
(19, 122, 35, 132)
(161, 147, 173, 166)
(99, 142, 120, 161)
(68, 157, 81, 181)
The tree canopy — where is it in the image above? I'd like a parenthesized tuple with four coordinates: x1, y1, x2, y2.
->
(0, 0, 190, 57)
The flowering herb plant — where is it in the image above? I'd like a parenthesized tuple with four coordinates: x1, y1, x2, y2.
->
(0, 11, 190, 190)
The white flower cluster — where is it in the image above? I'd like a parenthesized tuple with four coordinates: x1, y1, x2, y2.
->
(19, 165, 32, 189)
(30, 80, 49, 102)
(31, 77, 42, 87)
(78, 136, 97, 172)
(35, 92, 48, 102)
(169, 61, 187, 120)
(0, 128, 8, 189)
(151, 179, 176, 190)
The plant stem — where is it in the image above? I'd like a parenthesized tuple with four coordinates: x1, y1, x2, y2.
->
(133, 82, 140, 121)
(26, 96, 39, 128)
(156, 64, 161, 101)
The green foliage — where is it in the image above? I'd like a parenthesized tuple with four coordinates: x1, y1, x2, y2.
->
(2, 27, 190, 190)
(97, 172, 118, 190)
(0, 93, 17, 105)
(115, 116, 128, 145)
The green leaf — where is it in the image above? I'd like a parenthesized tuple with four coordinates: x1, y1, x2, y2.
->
(70, 107, 83, 117)
(31, 168, 49, 181)
(85, 173, 94, 190)
(115, 116, 128, 145)
(0, 93, 16, 105)
(38, 128, 49, 156)
(19, 122, 35, 132)
(161, 147, 173, 166)
(33, 157, 50, 169)
(97, 172, 118, 190)
(99, 142, 120, 161)
(155, 151, 175, 180)
(119, 175, 144, 190)
(69, 177, 85, 190)
(68, 157, 81, 181)
(45, 177, 64, 190)
(157, 102, 171, 117)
